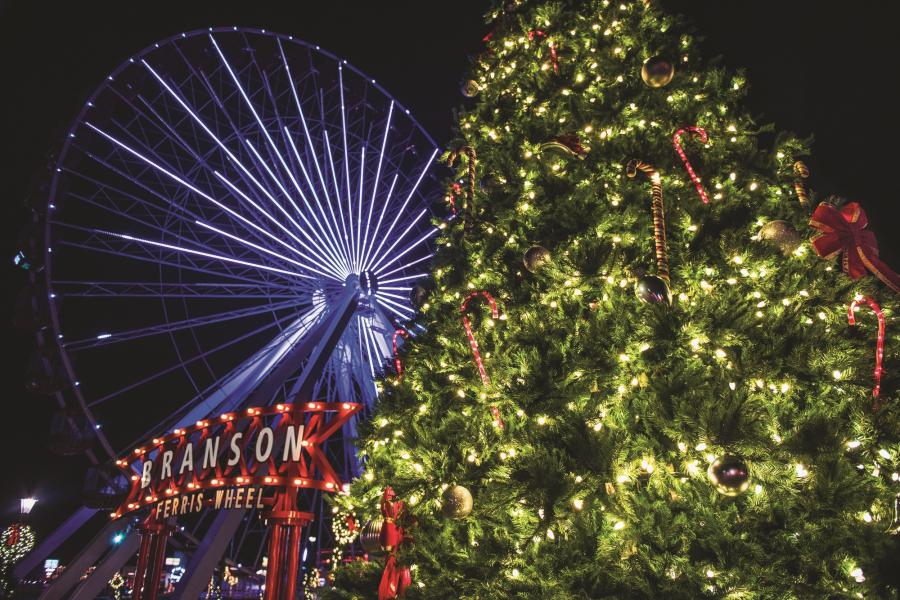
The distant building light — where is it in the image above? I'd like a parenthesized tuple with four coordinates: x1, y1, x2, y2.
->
(20, 498, 38, 515)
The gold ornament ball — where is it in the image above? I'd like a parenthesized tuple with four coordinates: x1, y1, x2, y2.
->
(359, 520, 384, 555)
(641, 56, 675, 88)
(524, 245, 552, 273)
(441, 485, 474, 519)
(707, 455, 750, 496)
(461, 79, 481, 98)
(634, 274, 672, 305)
(759, 220, 801, 255)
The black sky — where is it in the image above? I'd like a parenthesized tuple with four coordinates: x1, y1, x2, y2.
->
(1, 0, 898, 539)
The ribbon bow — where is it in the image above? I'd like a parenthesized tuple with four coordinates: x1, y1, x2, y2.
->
(809, 202, 900, 294)
(378, 487, 411, 600)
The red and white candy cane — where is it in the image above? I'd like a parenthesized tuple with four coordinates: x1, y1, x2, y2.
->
(793, 161, 810, 207)
(392, 328, 410, 380)
(446, 182, 462, 217)
(460, 291, 505, 428)
(460, 291, 499, 385)
(672, 126, 710, 204)
(626, 159, 669, 283)
(848, 295, 886, 406)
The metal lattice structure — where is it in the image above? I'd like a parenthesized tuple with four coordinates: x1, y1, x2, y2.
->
(18, 27, 440, 597)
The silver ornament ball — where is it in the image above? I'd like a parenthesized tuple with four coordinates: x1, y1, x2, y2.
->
(707, 455, 750, 497)
(524, 245, 552, 273)
(359, 519, 384, 555)
(635, 275, 672, 305)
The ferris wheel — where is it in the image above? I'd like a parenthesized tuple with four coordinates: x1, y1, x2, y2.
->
(18, 27, 440, 597)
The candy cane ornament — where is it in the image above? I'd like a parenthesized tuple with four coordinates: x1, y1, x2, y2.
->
(848, 295, 886, 407)
(627, 159, 672, 304)
(672, 126, 710, 204)
(392, 328, 410, 380)
(793, 161, 810, 207)
(460, 291, 499, 385)
(447, 146, 477, 233)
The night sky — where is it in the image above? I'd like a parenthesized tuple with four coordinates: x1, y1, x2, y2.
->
(1, 0, 898, 546)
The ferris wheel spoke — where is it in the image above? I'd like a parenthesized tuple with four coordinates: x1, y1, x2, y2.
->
(210, 33, 347, 274)
(374, 289, 413, 303)
(360, 173, 398, 270)
(98, 229, 314, 281)
(367, 207, 431, 273)
(129, 96, 298, 249)
(54, 230, 315, 297)
(376, 252, 435, 281)
(359, 101, 393, 272)
(83, 123, 299, 262)
(379, 273, 429, 285)
(373, 293, 415, 321)
(364, 321, 388, 374)
(363, 148, 439, 271)
(282, 130, 354, 275)
(87, 307, 306, 408)
(355, 145, 366, 271)
(63, 298, 301, 352)
(357, 316, 377, 379)
(52, 209, 287, 289)
(372, 228, 439, 278)
(143, 59, 315, 249)
(194, 220, 342, 282)
(322, 129, 355, 269)
(212, 171, 346, 278)
(338, 65, 356, 269)
(251, 68, 354, 278)
(52, 280, 298, 299)
(280, 40, 354, 270)
(241, 138, 349, 276)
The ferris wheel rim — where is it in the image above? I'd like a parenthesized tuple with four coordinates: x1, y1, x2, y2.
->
(41, 26, 441, 463)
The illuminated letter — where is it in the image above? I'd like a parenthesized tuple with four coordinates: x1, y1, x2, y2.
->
(179, 443, 194, 475)
(282, 425, 306, 462)
(160, 450, 174, 480)
(141, 460, 153, 489)
(202, 436, 220, 470)
(255, 427, 274, 462)
(228, 432, 243, 467)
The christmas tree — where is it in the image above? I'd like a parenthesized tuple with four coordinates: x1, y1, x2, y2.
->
(328, 0, 900, 597)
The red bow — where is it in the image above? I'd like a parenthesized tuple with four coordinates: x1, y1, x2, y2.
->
(809, 202, 900, 294)
(378, 488, 411, 600)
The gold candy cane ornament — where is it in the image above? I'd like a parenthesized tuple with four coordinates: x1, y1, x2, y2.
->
(447, 146, 477, 234)
(793, 161, 810, 207)
(627, 159, 672, 305)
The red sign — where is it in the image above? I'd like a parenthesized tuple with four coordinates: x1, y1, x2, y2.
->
(110, 401, 361, 520)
